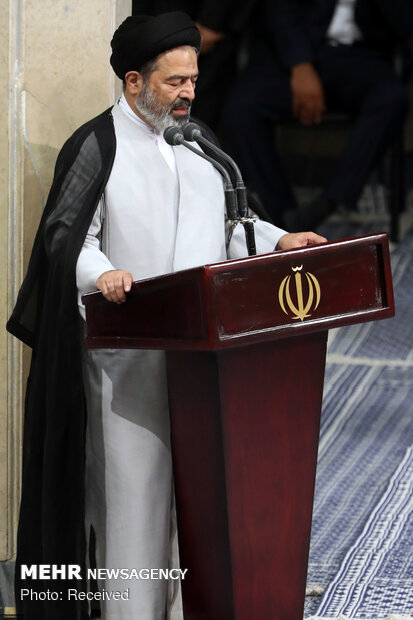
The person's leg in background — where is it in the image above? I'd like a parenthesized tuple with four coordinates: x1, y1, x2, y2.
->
(307, 44, 409, 227)
(221, 41, 297, 228)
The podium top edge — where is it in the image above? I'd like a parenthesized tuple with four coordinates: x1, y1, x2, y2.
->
(81, 232, 389, 304)
(207, 232, 389, 272)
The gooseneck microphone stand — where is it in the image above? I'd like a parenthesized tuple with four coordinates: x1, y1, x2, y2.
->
(163, 126, 238, 221)
(181, 121, 257, 256)
(163, 125, 256, 256)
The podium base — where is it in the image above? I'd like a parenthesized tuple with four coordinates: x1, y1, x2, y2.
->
(167, 331, 328, 620)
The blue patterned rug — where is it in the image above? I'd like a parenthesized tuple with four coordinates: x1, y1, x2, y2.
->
(311, 446, 413, 618)
(304, 212, 413, 619)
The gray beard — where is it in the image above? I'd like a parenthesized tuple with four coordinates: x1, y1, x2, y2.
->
(134, 83, 191, 133)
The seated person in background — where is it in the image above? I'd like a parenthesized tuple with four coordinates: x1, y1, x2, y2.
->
(222, 0, 413, 229)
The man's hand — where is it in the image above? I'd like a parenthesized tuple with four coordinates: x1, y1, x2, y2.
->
(96, 269, 133, 304)
(196, 22, 225, 54)
(276, 231, 327, 250)
(291, 63, 325, 126)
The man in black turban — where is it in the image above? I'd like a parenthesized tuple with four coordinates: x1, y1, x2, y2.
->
(131, 1, 261, 130)
(8, 11, 325, 620)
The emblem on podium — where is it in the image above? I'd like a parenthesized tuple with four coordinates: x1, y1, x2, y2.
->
(278, 265, 321, 321)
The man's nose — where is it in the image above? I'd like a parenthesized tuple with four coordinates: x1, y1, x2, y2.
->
(179, 80, 196, 100)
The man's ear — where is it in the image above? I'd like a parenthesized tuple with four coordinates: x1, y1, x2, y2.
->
(124, 71, 142, 97)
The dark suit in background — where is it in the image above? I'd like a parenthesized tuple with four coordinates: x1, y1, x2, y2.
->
(222, 0, 413, 227)
(132, 0, 257, 130)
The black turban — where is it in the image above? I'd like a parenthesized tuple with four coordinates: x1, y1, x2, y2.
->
(110, 12, 201, 80)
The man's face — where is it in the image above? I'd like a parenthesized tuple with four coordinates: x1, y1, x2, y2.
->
(135, 46, 198, 132)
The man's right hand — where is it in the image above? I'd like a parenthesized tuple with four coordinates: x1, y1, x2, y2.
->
(96, 270, 133, 304)
(290, 63, 325, 126)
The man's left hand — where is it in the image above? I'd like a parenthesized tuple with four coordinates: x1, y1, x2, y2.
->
(276, 231, 327, 250)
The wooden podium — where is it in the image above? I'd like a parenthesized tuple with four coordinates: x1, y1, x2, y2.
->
(83, 233, 394, 620)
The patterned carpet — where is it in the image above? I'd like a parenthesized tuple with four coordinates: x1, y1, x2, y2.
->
(304, 204, 413, 619)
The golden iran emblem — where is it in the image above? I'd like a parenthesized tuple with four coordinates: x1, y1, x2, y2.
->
(278, 265, 321, 321)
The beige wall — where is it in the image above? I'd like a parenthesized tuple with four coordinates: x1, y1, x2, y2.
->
(0, 0, 12, 563)
(1, 0, 130, 562)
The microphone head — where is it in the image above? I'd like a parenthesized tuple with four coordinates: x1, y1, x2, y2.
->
(163, 126, 185, 145)
(181, 121, 203, 142)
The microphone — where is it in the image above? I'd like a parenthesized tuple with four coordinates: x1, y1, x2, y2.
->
(181, 122, 256, 256)
(181, 122, 249, 218)
(163, 126, 238, 220)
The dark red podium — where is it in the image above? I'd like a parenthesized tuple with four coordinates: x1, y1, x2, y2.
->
(83, 233, 394, 620)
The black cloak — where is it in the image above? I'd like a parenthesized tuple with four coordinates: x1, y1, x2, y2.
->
(7, 107, 117, 620)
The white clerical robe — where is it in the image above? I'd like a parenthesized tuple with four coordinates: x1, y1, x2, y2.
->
(76, 98, 286, 620)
